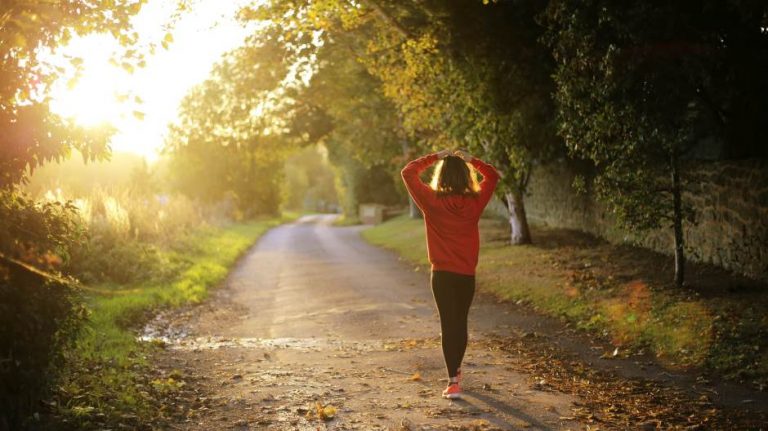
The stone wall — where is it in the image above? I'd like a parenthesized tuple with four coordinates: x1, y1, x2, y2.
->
(501, 158, 768, 281)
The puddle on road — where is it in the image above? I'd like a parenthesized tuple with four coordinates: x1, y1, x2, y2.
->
(138, 333, 387, 352)
(139, 313, 439, 353)
(139, 313, 392, 352)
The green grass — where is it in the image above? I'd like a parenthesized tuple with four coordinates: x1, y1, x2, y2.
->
(363, 215, 768, 387)
(52, 216, 290, 427)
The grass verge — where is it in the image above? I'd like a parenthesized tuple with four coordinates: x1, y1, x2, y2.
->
(362, 215, 768, 388)
(49, 216, 290, 429)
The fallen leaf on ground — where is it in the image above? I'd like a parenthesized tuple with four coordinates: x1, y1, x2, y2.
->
(311, 401, 336, 421)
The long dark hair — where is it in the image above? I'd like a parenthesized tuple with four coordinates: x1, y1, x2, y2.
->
(431, 155, 479, 197)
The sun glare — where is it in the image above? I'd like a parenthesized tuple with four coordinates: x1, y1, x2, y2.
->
(46, 0, 257, 161)
(48, 35, 128, 127)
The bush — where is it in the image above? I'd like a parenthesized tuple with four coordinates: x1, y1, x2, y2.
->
(0, 190, 86, 429)
(59, 188, 202, 285)
(67, 239, 175, 285)
(0, 187, 212, 428)
(0, 263, 85, 430)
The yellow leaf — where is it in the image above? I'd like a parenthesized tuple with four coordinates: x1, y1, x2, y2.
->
(410, 372, 422, 381)
(322, 405, 336, 420)
(314, 402, 336, 421)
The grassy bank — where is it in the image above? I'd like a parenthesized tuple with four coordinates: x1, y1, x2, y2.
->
(363, 215, 768, 388)
(50, 217, 288, 428)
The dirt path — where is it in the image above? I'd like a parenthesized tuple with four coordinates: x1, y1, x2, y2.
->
(145, 215, 767, 430)
(146, 215, 583, 430)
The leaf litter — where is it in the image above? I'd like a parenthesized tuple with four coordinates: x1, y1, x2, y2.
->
(481, 334, 768, 429)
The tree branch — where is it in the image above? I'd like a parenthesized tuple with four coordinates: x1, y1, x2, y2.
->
(360, 0, 412, 39)
(0, 251, 73, 286)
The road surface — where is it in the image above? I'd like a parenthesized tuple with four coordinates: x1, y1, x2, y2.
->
(149, 214, 582, 430)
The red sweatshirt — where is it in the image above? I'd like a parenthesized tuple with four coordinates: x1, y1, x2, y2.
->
(401, 153, 500, 276)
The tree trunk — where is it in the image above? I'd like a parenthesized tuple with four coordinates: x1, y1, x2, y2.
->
(671, 153, 685, 287)
(505, 189, 532, 245)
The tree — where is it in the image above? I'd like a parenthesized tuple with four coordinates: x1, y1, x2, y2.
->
(299, 30, 406, 219)
(0, 2, 143, 426)
(283, 144, 338, 212)
(238, 3, 411, 219)
(0, 0, 145, 188)
(164, 28, 321, 216)
(543, 0, 768, 286)
(355, 1, 562, 243)
(245, 0, 563, 243)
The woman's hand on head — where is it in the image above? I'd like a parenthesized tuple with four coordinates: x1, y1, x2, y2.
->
(454, 149, 473, 162)
(436, 149, 452, 159)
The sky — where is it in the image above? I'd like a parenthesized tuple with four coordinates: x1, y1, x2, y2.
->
(47, 0, 258, 161)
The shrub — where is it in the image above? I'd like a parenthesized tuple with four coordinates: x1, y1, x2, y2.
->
(0, 190, 86, 429)
(59, 188, 203, 285)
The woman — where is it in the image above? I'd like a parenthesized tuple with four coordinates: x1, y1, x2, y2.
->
(401, 149, 500, 399)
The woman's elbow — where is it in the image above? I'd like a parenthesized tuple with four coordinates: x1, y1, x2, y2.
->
(401, 165, 416, 180)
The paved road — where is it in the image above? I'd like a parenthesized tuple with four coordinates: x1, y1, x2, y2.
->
(159, 214, 582, 430)
(223, 214, 439, 341)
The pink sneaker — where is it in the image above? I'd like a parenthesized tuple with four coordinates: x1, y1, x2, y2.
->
(442, 382, 462, 399)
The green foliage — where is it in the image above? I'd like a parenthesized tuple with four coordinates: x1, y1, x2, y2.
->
(543, 0, 768, 284)
(0, 181, 207, 427)
(164, 28, 306, 217)
(282, 144, 339, 212)
(246, 0, 563, 233)
(0, 4, 144, 422)
(0, 263, 86, 429)
(361, 1, 561, 194)
(305, 31, 403, 167)
(330, 148, 403, 218)
(0, 189, 86, 428)
(58, 187, 202, 284)
(543, 0, 768, 231)
(544, 1, 687, 232)
(0, 0, 144, 188)
(300, 30, 405, 217)
(0, 189, 83, 261)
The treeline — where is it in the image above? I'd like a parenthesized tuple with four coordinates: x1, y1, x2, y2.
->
(187, 0, 767, 288)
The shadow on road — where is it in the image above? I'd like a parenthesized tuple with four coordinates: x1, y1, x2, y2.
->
(460, 390, 554, 430)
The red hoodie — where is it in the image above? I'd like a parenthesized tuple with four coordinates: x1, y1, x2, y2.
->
(401, 153, 500, 276)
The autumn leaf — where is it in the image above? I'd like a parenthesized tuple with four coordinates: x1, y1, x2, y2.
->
(310, 402, 336, 421)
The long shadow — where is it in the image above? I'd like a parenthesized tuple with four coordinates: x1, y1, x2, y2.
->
(457, 389, 555, 431)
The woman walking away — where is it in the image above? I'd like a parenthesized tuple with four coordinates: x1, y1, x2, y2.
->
(401, 149, 500, 399)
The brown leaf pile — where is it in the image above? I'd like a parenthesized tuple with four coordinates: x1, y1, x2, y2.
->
(481, 335, 767, 430)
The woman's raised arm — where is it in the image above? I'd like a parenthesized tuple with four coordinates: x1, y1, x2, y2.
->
(468, 156, 500, 209)
(401, 151, 449, 210)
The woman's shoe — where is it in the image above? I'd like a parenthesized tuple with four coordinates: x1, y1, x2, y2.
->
(442, 382, 462, 399)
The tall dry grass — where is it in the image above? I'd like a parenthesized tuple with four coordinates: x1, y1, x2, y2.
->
(41, 187, 208, 284)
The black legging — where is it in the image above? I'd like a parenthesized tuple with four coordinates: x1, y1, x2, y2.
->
(431, 270, 476, 378)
